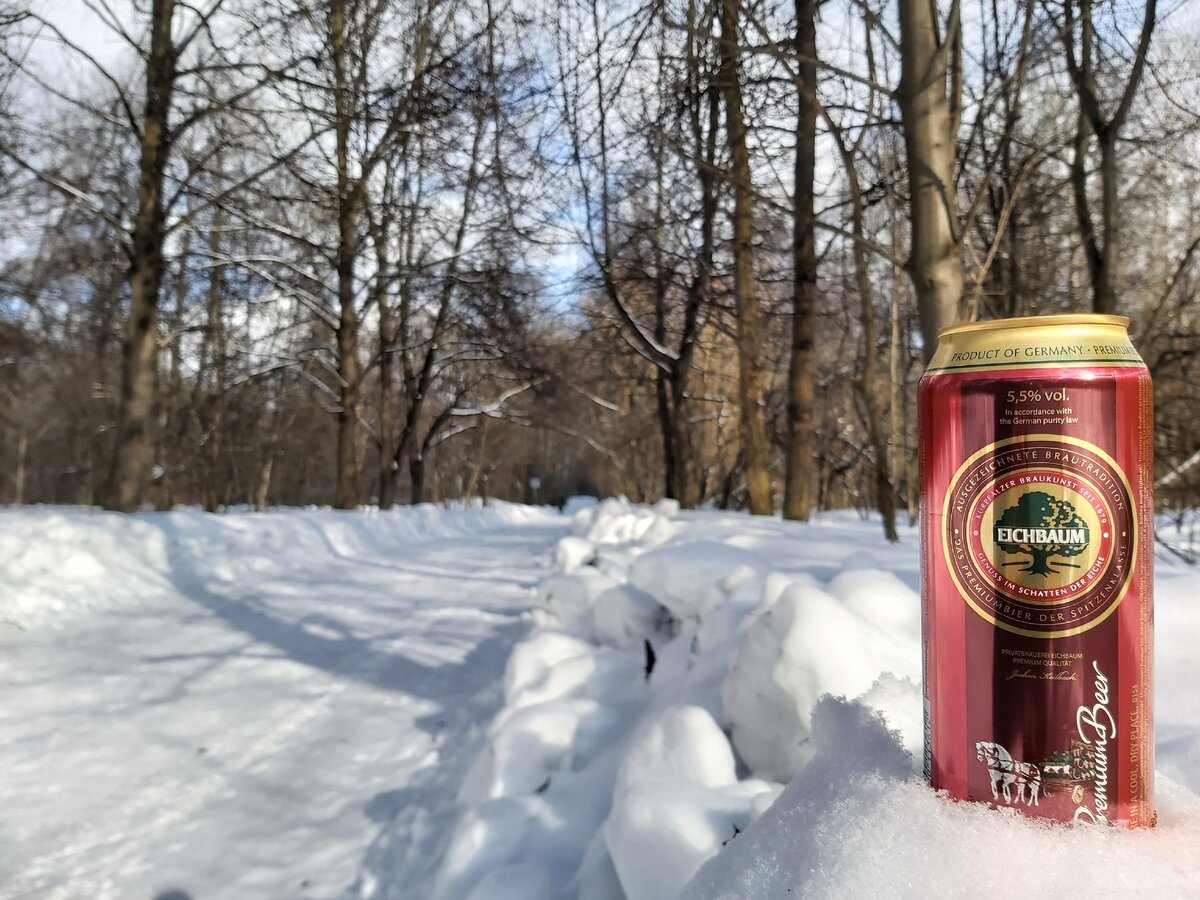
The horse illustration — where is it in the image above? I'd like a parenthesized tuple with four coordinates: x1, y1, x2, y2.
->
(975, 740, 1041, 806)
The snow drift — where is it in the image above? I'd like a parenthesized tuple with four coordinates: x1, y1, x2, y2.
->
(435, 499, 1200, 899)
(0, 501, 549, 631)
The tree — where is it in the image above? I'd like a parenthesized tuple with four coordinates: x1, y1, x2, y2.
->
(995, 491, 1089, 577)
(1050, 0, 1158, 314)
(824, 37, 900, 543)
(3, 0, 1200, 517)
(3, 0, 289, 510)
(897, 0, 963, 358)
(782, 0, 817, 522)
(719, 0, 773, 514)
(550, 0, 725, 508)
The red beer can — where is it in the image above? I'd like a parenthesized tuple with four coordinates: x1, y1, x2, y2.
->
(920, 315, 1154, 826)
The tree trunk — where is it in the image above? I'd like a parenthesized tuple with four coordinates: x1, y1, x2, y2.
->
(854, 259, 898, 543)
(104, 0, 177, 511)
(1069, 106, 1107, 314)
(377, 407, 395, 508)
(464, 415, 491, 500)
(1093, 131, 1119, 314)
(331, 0, 361, 510)
(410, 452, 426, 504)
(671, 25, 720, 511)
(255, 458, 273, 512)
(380, 460, 398, 509)
(651, 112, 678, 503)
(720, 0, 772, 515)
(1060, 0, 1156, 315)
(833, 105, 899, 542)
(783, 0, 817, 522)
(334, 219, 361, 509)
(655, 369, 677, 501)
(375, 210, 396, 509)
(14, 431, 27, 504)
(898, 0, 962, 361)
(201, 209, 225, 513)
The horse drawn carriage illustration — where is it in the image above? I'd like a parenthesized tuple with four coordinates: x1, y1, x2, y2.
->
(975, 740, 1097, 807)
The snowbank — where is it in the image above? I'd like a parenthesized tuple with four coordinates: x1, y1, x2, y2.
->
(0, 501, 553, 631)
(682, 701, 1200, 899)
(435, 501, 1200, 899)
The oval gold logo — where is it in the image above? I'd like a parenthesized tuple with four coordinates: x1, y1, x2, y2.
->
(941, 435, 1135, 638)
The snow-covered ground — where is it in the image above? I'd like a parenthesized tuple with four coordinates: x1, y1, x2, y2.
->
(4, 500, 1200, 900)
(0, 503, 565, 899)
(435, 499, 1200, 900)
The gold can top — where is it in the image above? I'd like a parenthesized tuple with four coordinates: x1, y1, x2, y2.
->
(937, 314, 1130, 339)
(927, 314, 1144, 375)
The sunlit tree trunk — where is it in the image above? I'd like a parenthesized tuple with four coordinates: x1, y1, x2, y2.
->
(783, 0, 817, 521)
(104, 0, 177, 511)
(720, 0, 773, 514)
(897, 0, 962, 361)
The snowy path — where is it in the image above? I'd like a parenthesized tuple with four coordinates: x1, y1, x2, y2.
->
(0, 510, 565, 900)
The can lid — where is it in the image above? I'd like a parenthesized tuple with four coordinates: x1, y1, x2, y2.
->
(937, 314, 1130, 339)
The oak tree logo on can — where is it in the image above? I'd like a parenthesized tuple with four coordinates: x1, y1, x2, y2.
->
(992, 492, 1090, 577)
(942, 434, 1136, 638)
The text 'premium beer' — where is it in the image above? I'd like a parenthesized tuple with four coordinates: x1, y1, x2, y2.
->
(920, 315, 1154, 827)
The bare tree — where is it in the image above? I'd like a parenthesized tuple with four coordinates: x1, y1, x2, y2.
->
(4, 0, 289, 509)
(897, 0, 964, 357)
(551, 0, 721, 508)
(3, 0, 1200, 518)
(1051, 0, 1158, 314)
(782, 0, 817, 521)
(719, 0, 773, 514)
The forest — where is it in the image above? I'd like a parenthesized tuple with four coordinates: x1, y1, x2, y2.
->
(1, 0, 1197, 539)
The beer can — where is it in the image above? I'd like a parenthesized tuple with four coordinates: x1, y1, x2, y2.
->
(919, 314, 1154, 826)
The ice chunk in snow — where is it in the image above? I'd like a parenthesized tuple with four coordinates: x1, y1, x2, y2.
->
(503, 631, 643, 719)
(504, 632, 598, 706)
(555, 536, 596, 573)
(574, 830, 625, 900)
(616, 705, 739, 789)
(563, 495, 600, 516)
(570, 496, 677, 547)
(722, 579, 919, 782)
(604, 706, 781, 900)
(536, 568, 618, 638)
(839, 548, 881, 571)
(679, 696, 913, 899)
(651, 498, 681, 517)
(826, 567, 919, 631)
(484, 699, 602, 797)
(742, 570, 819, 623)
(591, 584, 664, 650)
(465, 863, 557, 900)
(629, 543, 765, 623)
(638, 513, 677, 547)
(434, 797, 536, 900)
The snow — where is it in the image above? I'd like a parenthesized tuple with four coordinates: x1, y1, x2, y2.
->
(628, 542, 766, 624)
(5, 499, 1200, 899)
(604, 706, 780, 900)
(555, 536, 597, 573)
(0, 503, 553, 631)
(681, 701, 1200, 899)
(0, 502, 564, 899)
(722, 572, 921, 783)
(435, 501, 1200, 900)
